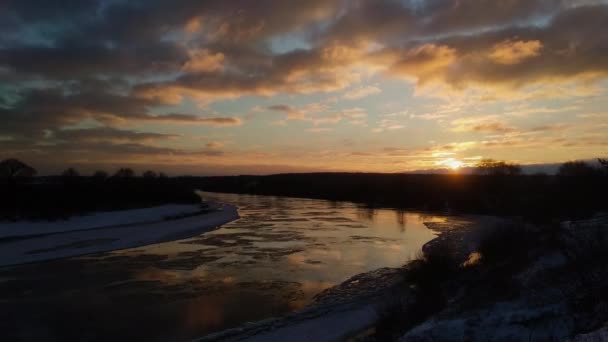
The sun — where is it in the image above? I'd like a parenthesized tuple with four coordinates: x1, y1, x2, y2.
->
(438, 158, 464, 170)
(447, 160, 463, 170)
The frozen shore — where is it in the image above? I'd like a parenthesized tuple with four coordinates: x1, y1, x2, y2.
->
(196, 215, 495, 342)
(0, 202, 239, 267)
(0, 204, 206, 239)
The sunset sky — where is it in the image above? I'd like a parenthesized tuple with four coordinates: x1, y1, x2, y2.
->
(1, 0, 607, 175)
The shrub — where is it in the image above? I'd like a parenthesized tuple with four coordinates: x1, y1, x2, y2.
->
(477, 223, 536, 266)
(560, 224, 608, 319)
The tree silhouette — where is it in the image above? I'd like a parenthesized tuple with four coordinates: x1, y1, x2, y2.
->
(62, 168, 80, 178)
(0, 159, 37, 180)
(558, 161, 597, 177)
(93, 170, 108, 179)
(113, 168, 135, 178)
(599, 158, 608, 175)
(475, 159, 521, 176)
(142, 170, 158, 179)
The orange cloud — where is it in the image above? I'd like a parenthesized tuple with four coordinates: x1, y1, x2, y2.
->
(489, 40, 543, 65)
(139, 114, 242, 126)
(389, 44, 457, 84)
(183, 49, 224, 72)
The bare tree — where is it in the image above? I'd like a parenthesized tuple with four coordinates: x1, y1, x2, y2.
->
(113, 168, 135, 178)
(0, 159, 37, 180)
(558, 161, 597, 177)
(475, 159, 522, 176)
(599, 158, 608, 175)
(93, 170, 108, 179)
(61, 168, 80, 178)
(142, 170, 158, 179)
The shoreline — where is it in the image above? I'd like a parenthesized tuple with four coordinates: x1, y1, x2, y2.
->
(0, 202, 239, 267)
(0, 203, 206, 239)
(195, 215, 490, 341)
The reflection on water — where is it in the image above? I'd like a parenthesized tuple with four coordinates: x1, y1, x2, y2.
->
(0, 192, 443, 341)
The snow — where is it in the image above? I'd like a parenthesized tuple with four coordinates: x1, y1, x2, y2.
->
(198, 296, 385, 342)
(0, 204, 205, 239)
(197, 216, 496, 342)
(198, 268, 407, 342)
(572, 326, 608, 341)
(245, 304, 380, 342)
(399, 302, 573, 341)
(0, 203, 239, 267)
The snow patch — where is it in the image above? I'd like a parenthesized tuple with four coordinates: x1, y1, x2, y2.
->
(0, 203, 239, 266)
(0, 204, 205, 239)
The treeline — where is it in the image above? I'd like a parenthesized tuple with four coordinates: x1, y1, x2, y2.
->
(2, 158, 607, 221)
(178, 159, 608, 222)
(0, 159, 199, 221)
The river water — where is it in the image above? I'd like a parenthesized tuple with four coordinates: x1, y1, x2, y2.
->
(0, 192, 444, 341)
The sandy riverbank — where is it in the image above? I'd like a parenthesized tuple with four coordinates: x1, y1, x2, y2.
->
(0, 202, 239, 267)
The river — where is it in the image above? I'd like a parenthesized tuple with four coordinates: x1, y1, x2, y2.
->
(0, 192, 445, 341)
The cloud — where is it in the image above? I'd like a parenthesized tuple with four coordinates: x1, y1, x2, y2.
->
(268, 104, 306, 120)
(343, 85, 381, 100)
(471, 122, 517, 133)
(3, 1, 606, 94)
(373, 118, 405, 133)
(451, 116, 516, 133)
(139, 114, 242, 126)
(388, 44, 457, 85)
(0, 85, 242, 167)
(410, 113, 448, 120)
(2, 0, 608, 173)
(387, 5, 608, 89)
(53, 127, 180, 144)
(341, 108, 367, 119)
(183, 49, 225, 72)
(306, 127, 334, 133)
(206, 141, 224, 149)
(488, 40, 543, 65)
(268, 104, 368, 127)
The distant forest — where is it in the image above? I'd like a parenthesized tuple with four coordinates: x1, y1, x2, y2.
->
(0, 159, 199, 220)
(1, 158, 607, 222)
(180, 159, 608, 222)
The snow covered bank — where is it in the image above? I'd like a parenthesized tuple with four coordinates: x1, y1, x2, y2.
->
(398, 215, 608, 341)
(196, 268, 407, 342)
(0, 203, 239, 267)
(0, 204, 205, 239)
(194, 216, 495, 342)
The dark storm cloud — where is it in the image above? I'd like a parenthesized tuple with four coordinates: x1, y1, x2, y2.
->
(0, 41, 188, 78)
(1, 0, 101, 22)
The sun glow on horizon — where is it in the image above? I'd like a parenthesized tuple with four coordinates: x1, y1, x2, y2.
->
(437, 158, 464, 170)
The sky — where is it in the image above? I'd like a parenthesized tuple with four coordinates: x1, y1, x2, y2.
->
(1, 0, 607, 175)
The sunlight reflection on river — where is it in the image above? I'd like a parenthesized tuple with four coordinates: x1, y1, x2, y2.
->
(0, 192, 444, 341)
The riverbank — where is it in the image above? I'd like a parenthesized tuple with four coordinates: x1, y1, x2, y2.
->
(196, 213, 608, 341)
(0, 202, 239, 267)
(392, 216, 607, 341)
(0, 192, 442, 341)
(195, 215, 498, 341)
(0, 204, 206, 239)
